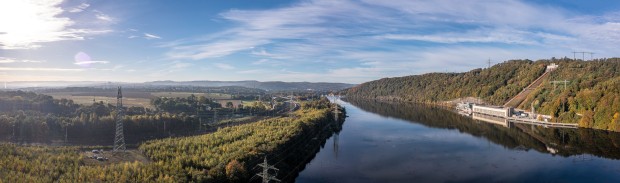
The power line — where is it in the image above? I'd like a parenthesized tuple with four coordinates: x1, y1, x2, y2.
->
(572, 51, 594, 61)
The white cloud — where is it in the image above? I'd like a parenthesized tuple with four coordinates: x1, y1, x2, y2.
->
(214, 63, 235, 70)
(144, 33, 162, 40)
(0, 57, 45, 63)
(69, 3, 90, 13)
(377, 28, 539, 45)
(74, 60, 109, 65)
(172, 62, 191, 69)
(237, 69, 269, 74)
(252, 59, 269, 65)
(0, 67, 83, 71)
(166, 39, 267, 59)
(0, 0, 110, 49)
(93, 10, 115, 23)
(75, 0, 616, 83)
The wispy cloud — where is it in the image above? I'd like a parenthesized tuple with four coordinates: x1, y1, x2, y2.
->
(74, 61, 110, 65)
(377, 28, 539, 45)
(237, 69, 269, 74)
(144, 33, 162, 40)
(0, 67, 84, 71)
(252, 59, 269, 65)
(0, 0, 110, 49)
(172, 61, 192, 69)
(214, 63, 235, 70)
(69, 3, 90, 13)
(94, 11, 115, 22)
(158, 0, 620, 83)
(0, 57, 45, 63)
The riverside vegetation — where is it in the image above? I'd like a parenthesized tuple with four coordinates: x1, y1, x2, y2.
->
(0, 96, 341, 182)
(345, 58, 620, 131)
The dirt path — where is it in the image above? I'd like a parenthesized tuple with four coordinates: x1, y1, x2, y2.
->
(82, 149, 151, 166)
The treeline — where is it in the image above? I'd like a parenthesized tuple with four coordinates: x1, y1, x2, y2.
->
(0, 91, 278, 144)
(0, 98, 342, 182)
(0, 91, 198, 144)
(345, 58, 620, 131)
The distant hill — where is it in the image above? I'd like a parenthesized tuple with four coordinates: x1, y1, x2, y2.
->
(5, 80, 354, 92)
(345, 58, 620, 131)
(143, 80, 355, 91)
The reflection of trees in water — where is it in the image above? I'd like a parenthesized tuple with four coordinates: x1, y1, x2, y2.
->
(345, 98, 620, 159)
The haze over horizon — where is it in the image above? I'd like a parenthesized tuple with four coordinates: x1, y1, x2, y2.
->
(1, 0, 619, 83)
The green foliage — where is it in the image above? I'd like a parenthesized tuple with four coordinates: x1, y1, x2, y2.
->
(346, 58, 620, 131)
(0, 144, 81, 182)
(346, 59, 545, 104)
(138, 99, 333, 182)
(1, 98, 335, 182)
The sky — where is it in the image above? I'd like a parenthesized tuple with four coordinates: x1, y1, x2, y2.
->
(0, 0, 619, 84)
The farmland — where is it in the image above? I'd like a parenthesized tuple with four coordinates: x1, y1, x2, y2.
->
(42, 91, 232, 108)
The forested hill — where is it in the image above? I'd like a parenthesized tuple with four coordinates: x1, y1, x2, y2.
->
(345, 58, 620, 131)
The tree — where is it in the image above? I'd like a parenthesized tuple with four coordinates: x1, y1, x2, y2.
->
(225, 160, 247, 183)
(579, 111, 594, 128)
(226, 102, 234, 109)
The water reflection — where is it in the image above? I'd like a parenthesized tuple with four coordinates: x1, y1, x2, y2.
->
(296, 98, 620, 183)
(346, 98, 620, 159)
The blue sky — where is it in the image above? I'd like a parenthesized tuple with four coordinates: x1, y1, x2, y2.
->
(1, 0, 619, 84)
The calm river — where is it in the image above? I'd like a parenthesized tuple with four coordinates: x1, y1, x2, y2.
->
(296, 98, 620, 183)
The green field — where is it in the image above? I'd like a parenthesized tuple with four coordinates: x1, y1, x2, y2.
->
(151, 92, 231, 99)
(43, 91, 232, 108)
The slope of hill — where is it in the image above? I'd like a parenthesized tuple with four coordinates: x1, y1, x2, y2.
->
(345, 58, 620, 131)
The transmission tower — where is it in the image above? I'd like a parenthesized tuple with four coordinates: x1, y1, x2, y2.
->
(572, 51, 594, 61)
(256, 157, 280, 183)
(487, 58, 492, 68)
(551, 80, 570, 90)
(113, 86, 126, 152)
(289, 94, 294, 118)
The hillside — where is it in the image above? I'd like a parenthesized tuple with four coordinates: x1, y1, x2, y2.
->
(345, 58, 620, 131)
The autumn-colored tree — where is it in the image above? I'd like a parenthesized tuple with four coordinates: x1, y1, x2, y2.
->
(579, 110, 594, 128)
(225, 160, 247, 183)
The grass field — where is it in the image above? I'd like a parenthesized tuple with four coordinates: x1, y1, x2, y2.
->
(43, 93, 152, 108)
(43, 91, 231, 108)
(151, 92, 231, 99)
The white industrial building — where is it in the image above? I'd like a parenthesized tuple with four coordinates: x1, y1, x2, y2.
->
(472, 105, 513, 117)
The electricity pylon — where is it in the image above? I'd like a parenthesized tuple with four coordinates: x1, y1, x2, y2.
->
(113, 86, 126, 152)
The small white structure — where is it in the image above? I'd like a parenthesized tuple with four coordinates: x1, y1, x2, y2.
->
(546, 63, 559, 72)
